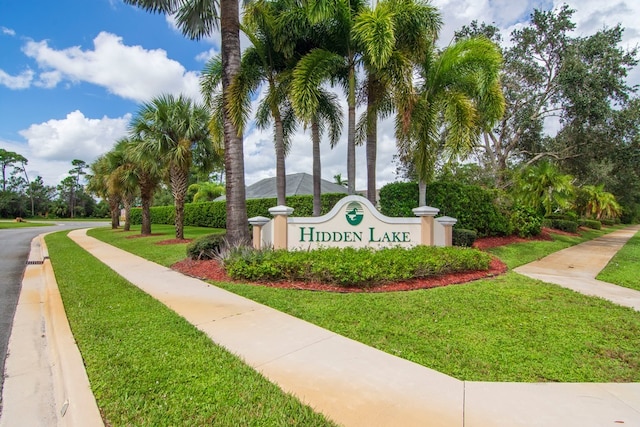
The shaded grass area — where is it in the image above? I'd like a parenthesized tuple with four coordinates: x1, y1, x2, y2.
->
(216, 274, 640, 382)
(87, 224, 640, 383)
(0, 220, 53, 229)
(46, 231, 335, 426)
(486, 227, 622, 269)
(597, 230, 640, 291)
(88, 225, 221, 267)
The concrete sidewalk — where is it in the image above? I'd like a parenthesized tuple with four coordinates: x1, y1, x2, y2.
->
(2, 226, 640, 426)
(67, 228, 640, 427)
(515, 225, 640, 311)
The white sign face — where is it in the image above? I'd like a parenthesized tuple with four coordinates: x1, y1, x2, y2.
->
(287, 195, 421, 250)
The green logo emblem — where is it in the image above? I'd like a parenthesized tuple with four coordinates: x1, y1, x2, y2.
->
(345, 202, 364, 226)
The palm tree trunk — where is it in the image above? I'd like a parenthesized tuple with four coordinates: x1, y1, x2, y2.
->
(274, 113, 287, 206)
(366, 79, 377, 205)
(419, 180, 427, 207)
(109, 196, 120, 229)
(123, 195, 134, 232)
(171, 164, 189, 240)
(221, 0, 249, 246)
(312, 119, 322, 216)
(347, 63, 356, 195)
(140, 182, 153, 236)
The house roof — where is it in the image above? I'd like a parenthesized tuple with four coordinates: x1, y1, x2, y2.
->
(215, 173, 348, 201)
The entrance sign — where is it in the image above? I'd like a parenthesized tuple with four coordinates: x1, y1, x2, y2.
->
(249, 195, 457, 251)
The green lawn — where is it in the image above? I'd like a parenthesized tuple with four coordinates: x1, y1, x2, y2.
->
(597, 230, 640, 291)
(216, 273, 640, 382)
(88, 225, 222, 266)
(84, 225, 640, 383)
(46, 231, 335, 427)
(0, 220, 54, 229)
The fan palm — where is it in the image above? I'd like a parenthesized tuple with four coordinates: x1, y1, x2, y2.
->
(397, 36, 505, 206)
(119, 136, 164, 235)
(130, 94, 213, 239)
(105, 139, 140, 231)
(124, 0, 249, 245)
(87, 155, 121, 229)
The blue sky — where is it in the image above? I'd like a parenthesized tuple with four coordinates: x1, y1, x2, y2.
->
(1, 0, 639, 189)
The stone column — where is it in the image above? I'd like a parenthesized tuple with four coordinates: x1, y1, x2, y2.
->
(436, 216, 458, 247)
(248, 216, 270, 250)
(412, 206, 440, 246)
(268, 206, 294, 250)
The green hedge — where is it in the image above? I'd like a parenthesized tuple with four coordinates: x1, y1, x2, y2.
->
(509, 206, 542, 238)
(379, 181, 510, 237)
(542, 218, 578, 233)
(131, 193, 347, 228)
(580, 219, 602, 230)
(452, 229, 477, 247)
(224, 246, 492, 288)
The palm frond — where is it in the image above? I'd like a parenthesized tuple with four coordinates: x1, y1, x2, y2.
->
(353, 4, 395, 70)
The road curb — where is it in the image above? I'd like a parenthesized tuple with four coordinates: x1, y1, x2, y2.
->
(0, 234, 103, 427)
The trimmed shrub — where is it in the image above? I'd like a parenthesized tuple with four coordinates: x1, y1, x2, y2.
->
(186, 233, 226, 260)
(379, 181, 510, 237)
(224, 245, 492, 288)
(378, 182, 419, 217)
(131, 193, 346, 228)
(544, 218, 578, 233)
(509, 206, 542, 237)
(453, 228, 477, 247)
(580, 219, 602, 230)
(601, 219, 615, 227)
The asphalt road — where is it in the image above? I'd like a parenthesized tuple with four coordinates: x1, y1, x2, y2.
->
(0, 221, 107, 413)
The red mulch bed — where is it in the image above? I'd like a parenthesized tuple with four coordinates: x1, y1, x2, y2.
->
(170, 227, 576, 293)
(171, 256, 507, 293)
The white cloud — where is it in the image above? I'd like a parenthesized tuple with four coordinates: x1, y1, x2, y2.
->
(22, 31, 202, 102)
(195, 48, 217, 63)
(0, 69, 34, 89)
(18, 110, 130, 165)
(1, 26, 15, 36)
(560, 1, 640, 49)
(34, 70, 62, 88)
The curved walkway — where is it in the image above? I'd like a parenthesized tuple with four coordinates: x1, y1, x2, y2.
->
(515, 225, 640, 311)
(2, 226, 640, 427)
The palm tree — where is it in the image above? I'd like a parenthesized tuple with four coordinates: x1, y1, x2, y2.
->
(515, 161, 575, 216)
(130, 94, 213, 240)
(352, 0, 441, 204)
(125, 136, 164, 236)
(202, 0, 297, 206)
(124, 0, 250, 246)
(104, 141, 139, 231)
(578, 184, 622, 220)
(87, 155, 121, 229)
(397, 36, 505, 206)
(306, 89, 343, 216)
(291, 0, 369, 195)
(189, 182, 225, 202)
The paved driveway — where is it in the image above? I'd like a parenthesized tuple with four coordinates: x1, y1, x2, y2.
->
(0, 221, 107, 412)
